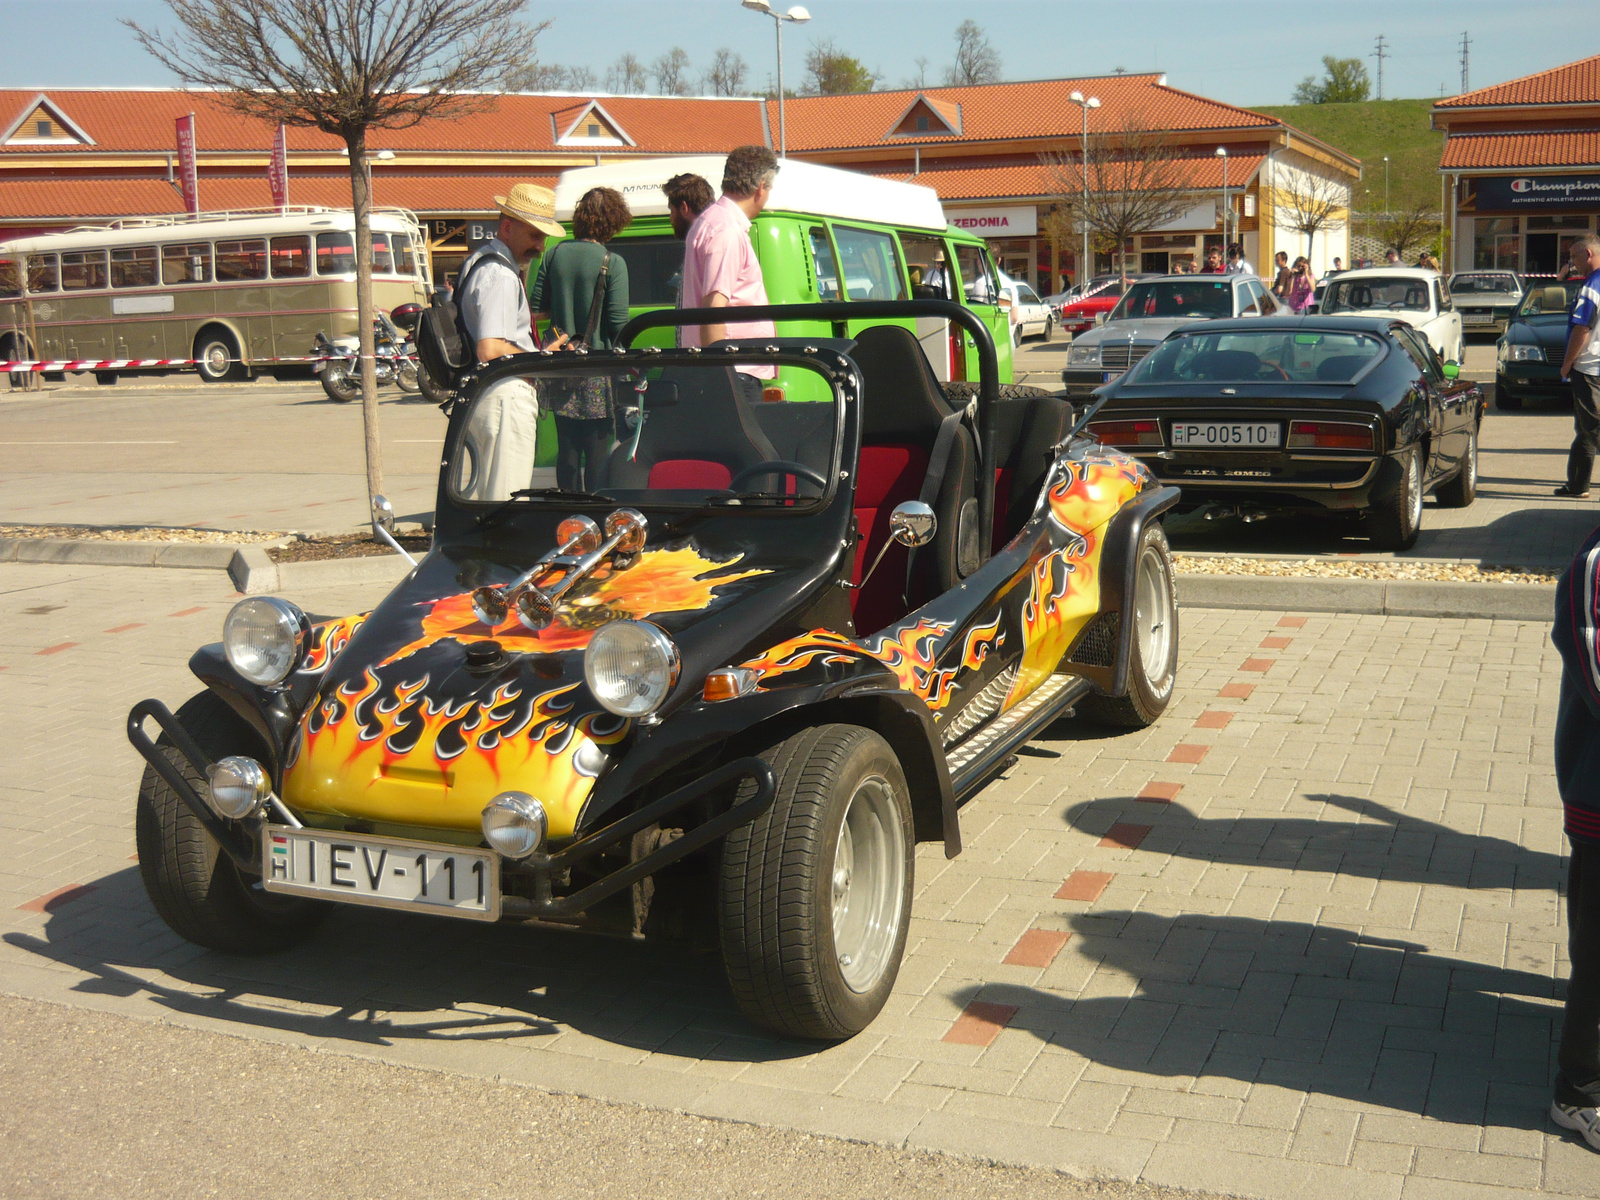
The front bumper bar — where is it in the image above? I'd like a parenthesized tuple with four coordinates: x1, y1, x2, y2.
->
(127, 697, 777, 921)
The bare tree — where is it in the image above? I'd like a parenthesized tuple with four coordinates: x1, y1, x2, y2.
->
(507, 61, 593, 91)
(1044, 117, 1196, 279)
(901, 56, 931, 89)
(1376, 203, 1441, 261)
(129, 0, 538, 530)
(704, 48, 749, 96)
(1279, 170, 1347, 259)
(608, 53, 648, 94)
(945, 20, 1001, 86)
(652, 47, 693, 96)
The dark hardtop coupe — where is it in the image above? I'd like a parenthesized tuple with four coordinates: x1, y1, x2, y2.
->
(1495, 278, 1580, 410)
(127, 300, 1180, 1042)
(1084, 315, 1484, 550)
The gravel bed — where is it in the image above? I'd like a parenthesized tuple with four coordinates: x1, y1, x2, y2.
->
(269, 532, 432, 563)
(0, 523, 289, 544)
(1173, 553, 1557, 584)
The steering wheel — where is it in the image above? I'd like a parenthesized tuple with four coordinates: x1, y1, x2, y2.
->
(1259, 363, 1291, 381)
(729, 459, 829, 492)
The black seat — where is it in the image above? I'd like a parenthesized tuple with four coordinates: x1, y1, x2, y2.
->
(1316, 355, 1372, 382)
(601, 368, 778, 491)
(989, 391, 1072, 546)
(1194, 349, 1262, 380)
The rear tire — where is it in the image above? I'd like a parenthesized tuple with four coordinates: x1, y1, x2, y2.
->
(1366, 445, 1424, 551)
(1041, 317, 1054, 343)
(1080, 521, 1178, 728)
(417, 364, 451, 405)
(719, 725, 913, 1040)
(396, 360, 421, 393)
(94, 371, 118, 386)
(136, 691, 328, 954)
(1436, 424, 1478, 508)
(319, 363, 359, 403)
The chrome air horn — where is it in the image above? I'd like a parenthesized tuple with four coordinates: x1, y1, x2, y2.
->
(469, 509, 647, 631)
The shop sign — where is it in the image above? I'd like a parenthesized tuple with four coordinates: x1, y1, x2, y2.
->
(949, 206, 1037, 237)
(1474, 175, 1600, 211)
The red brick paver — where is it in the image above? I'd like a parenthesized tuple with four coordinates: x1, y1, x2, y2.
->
(1193, 710, 1233, 729)
(1259, 636, 1292, 649)
(1277, 615, 1307, 627)
(36, 642, 78, 656)
(943, 1000, 1019, 1046)
(1099, 823, 1151, 850)
(1240, 658, 1273, 672)
(104, 623, 145, 634)
(1055, 870, 1114, 902)
(1003, 928, 1072, 968)
(1138, 782, 1183, 803)
(1167, 744, 1210, 764)
(168, 607, 206, 618)
(19, 884, 96, 914)
(1218, 682, 1255, 699)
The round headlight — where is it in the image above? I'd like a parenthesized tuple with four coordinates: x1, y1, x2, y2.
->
(224, 597, 310, 687)
(481, 792, 548, 859)
(584, 620, 680, 718)
(206, 755, 271, 820)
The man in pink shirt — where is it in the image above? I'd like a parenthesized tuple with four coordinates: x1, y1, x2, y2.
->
(681, 144, 779, 381)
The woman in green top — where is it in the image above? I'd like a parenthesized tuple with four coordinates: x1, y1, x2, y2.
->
(530, 186, 633, 490)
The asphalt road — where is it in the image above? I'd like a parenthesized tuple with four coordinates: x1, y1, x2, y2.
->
(0, 993, 1214, 1200)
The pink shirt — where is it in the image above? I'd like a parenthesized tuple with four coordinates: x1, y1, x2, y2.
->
(681, 195, 776, 379)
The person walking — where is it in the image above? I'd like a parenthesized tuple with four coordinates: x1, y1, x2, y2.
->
(1558, 235, 1600, 498)
(1270, 250, 1292, 299)
(1548, 527, 1600, 1152)
(1285, 256, 1317, 314)
(529, 186, 633, 491)
(681, 146, 781, 388)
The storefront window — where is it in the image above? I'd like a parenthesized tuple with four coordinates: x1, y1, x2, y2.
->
(1473, 218, 1519, 270)
(1527, 214, 1591, 231)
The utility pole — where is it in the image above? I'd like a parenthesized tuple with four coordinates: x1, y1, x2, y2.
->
(1372, 34, 1389, 101)
(1459, 30, 1471, 93)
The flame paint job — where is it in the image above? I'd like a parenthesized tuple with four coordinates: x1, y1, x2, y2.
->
(743, 618, 960, 710)
(299, 613, 367, 675)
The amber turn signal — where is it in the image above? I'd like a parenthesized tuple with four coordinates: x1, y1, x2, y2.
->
(703, 667, 759, 702)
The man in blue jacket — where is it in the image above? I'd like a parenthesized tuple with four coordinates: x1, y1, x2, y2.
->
(1551, 528, 1600, 1150)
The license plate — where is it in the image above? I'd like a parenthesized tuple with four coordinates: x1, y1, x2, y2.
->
(1462, 312, 1494, 324)
(262, 825, 500, 921)
(1171, 421, 1281, 448)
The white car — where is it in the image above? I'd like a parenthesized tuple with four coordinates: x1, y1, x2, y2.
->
(1000, 278, 1055, 343)
(1319, 266, 1464, 362)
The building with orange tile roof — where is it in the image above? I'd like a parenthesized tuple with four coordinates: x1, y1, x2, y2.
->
(0, 75, 1359, 288)
(1433, 54, 1600, 274)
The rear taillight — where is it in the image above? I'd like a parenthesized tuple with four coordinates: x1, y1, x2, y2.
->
(1286, 420, 1374, 451)
(1089, 419, 1163, 448)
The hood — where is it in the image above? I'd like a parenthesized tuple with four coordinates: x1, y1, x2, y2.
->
(1506, 313, 1571, 348)
(1073, 317, 1197, 347)
(280, 527, 814, 840)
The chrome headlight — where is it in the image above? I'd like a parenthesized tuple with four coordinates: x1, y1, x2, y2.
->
(223, 597, 310, 687)
(481, 791, 548, 859)
(1068, 342, 1101, 366)
(206, 755, 271, 819)
(1499, 343, 1544, 363)
(584, 620, 680, 718)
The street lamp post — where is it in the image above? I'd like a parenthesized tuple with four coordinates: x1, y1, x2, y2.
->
(1215, 147, 1229, 256)
(1383, 156, 1390, 216)
(1067, 90, 1100, 285)
(741, 0, 811, 158)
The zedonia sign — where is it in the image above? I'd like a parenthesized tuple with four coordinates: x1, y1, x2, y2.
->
(949, 206, 1037, 237)
(1475, 175, 1600, 211)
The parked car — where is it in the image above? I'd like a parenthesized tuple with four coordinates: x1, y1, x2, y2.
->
(127, 299, 1180, 1043)
(1318, 267, 1464, 363)
(1058, 276, 1145, 335)
(1000, 277, 1055, 342)
(1448, 270, 1523, 335)
(1084, 315, 1485, 550)
(1495, 277, 1581, 410)
(1061, 274, 1279, 397)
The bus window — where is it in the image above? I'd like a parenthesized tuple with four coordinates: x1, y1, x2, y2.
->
(316, 232, 354, 275)
(162, 243, 212, 285)
(955, 243, 998, 304)
(901, 234, 951, 300)
(395, 232, 418, 278)
(834, 226, 907, 302)
(269, 235, 310, 279)
(111, 246, 159, 289)
(60, 250, 108, 291)
(371, 233, 395, 274)
(0, 260, 19, 299)
(807, 227, 841, 300)
(27, 254, 58, 293)
(215, 239, 267, 281)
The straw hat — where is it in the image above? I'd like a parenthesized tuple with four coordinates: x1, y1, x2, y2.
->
(494, 183, 564, 237)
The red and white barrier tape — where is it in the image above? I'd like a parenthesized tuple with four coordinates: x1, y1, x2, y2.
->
(0, 355, 342, 372)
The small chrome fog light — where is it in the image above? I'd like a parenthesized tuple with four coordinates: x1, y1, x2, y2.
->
(481, 792, 548, 859)
(205, 756, 272, 820)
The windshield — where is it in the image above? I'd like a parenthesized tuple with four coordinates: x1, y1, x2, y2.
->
(1323, 276, 1431, 313)
(1128, 329, 1386, 385)
(450, 359, 840, 511)
(0, 258, 18, 299)
(1451, 273, 1518, 295)
(1110, 279, 1232, 321)
(1515, 279, 1580, 318)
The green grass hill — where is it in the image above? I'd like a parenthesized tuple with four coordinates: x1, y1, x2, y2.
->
(1254, 98, 1447, 215)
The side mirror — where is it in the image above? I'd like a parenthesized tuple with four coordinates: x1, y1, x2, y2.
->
(889, 500, 936, 548)
(1442, 361, 1460, 379)
(1094, 313, 1106, 326)
(371, 494, 418, 566)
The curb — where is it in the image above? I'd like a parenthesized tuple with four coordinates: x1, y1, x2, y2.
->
(229, 547, 414, 595)
(1177, 573, 1556, 621)
(0, 537, 239, 570)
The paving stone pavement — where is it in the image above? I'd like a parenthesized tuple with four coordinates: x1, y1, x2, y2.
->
(0, 561, 1595, 1198)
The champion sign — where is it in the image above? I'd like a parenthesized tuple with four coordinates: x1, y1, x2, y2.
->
(1476, 174, 1600, 211)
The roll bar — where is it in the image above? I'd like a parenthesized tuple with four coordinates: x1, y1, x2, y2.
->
(619, 299, 1001, 559)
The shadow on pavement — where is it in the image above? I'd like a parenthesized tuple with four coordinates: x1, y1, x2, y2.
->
(958, 909, 1560, 1130)
(1062, 792, 1566, 891)
(5, 864, 812, 1063)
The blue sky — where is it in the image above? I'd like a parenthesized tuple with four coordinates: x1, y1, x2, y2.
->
(6, 0, 1593, 108)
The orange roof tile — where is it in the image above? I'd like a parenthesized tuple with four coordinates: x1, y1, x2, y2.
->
(1437, 54, 1600, 108)
(876, 153, 1266, 202)
(1441, 130, 1600, 170)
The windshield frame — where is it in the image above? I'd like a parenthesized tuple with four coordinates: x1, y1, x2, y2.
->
(442, 347, 853, 518)
(1119, 327, 1390, 387)
(1449, 272, 1520, 297)
(1108, 278, 1236, 323)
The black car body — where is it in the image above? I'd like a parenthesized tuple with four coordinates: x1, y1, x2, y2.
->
(1083, 315, 1485, 549)
(1449, 270, 1523, 335)
(1495, 278, 1580, 410)
(127, 300, 1181, 1042)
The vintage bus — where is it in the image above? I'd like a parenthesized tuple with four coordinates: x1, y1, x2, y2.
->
(0, 207, 430, 382)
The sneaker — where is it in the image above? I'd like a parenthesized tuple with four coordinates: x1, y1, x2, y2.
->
(1554, 485, 1592, 498)
(1551, 1099, 1600, 1151)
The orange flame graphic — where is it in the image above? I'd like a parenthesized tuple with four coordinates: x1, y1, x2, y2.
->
(959, 614, 1005, 670)
(1048, 451, 1148, 536)
(299, 612, 368, 675)
(743, 618, 959, 710)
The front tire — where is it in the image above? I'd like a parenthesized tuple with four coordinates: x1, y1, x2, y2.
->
(319, 363, 359, 403)
(136, 691, 328, 954)
(1080, 521, 1178, 728)
(1367, 444, 1424, 551)
(1040, 316, 1054, 343)
(417, 364, 451, 405)
(719, 725, 913, 1040)
(396, 360, 421, 393)
(194, 329, 242, 383)
(1436, 424, 1478, 507)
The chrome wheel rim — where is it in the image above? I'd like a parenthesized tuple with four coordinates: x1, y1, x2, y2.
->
(831, 774, 906, 994)
(1465, 430, 1477, 490)
(1406, 451, 1423, 530)
(203, 343, 230, 377)
(1134, 543, 1174, 680)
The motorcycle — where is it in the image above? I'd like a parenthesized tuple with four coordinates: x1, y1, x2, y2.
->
(312, 308, 426, 403)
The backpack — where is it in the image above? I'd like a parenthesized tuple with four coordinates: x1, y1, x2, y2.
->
(414, 249, 519, 396)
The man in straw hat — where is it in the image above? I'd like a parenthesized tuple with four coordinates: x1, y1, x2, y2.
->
(454, 182, 565, 501)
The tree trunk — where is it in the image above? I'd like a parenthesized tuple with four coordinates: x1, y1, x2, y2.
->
(346, 130, 385, 539)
